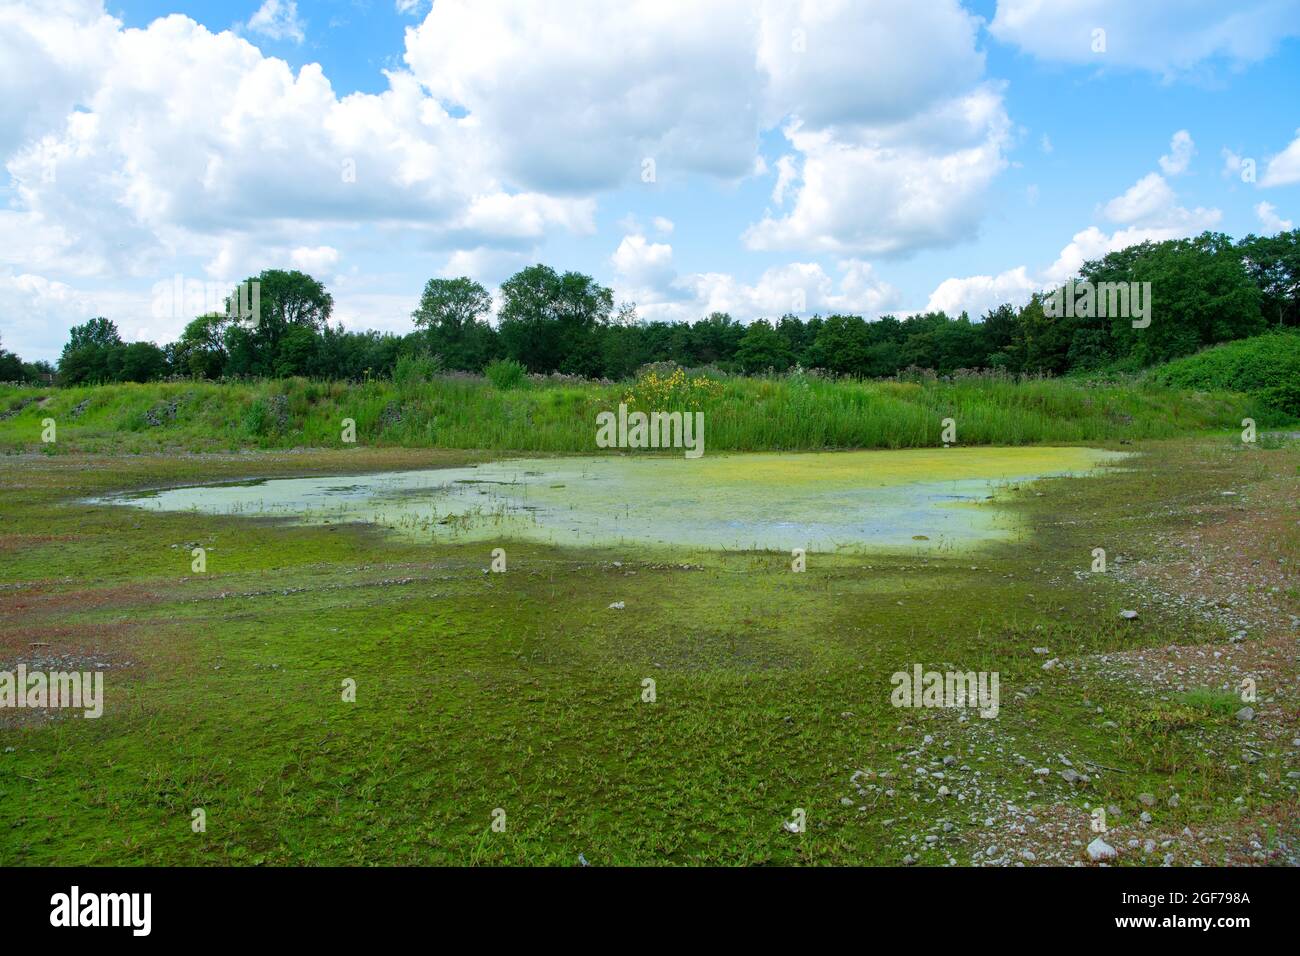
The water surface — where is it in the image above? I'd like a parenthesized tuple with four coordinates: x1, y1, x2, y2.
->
(97, 446, 1126, 553)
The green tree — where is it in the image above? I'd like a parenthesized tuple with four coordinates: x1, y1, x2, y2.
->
(168, 313, 229, 379)
(229, 270, 332, 375)
(411, 276, 496, 369)
(497, 265, 613, 374)
(116, 341, 168, 382)
(735, 320, 794, 373)
(1238, 229, 1300, 328)
(59, 317, 123, 384)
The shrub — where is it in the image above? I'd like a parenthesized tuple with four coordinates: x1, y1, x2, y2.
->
(1152, 331, 1300, 416)
(393, 352, 443, 393)
(485, 358, 527, 390)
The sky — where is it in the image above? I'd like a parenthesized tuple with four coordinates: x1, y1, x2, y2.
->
(2, 0, 1299, 362)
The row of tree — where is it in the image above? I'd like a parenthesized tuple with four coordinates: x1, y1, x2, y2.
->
(14, 228, 1300, 386)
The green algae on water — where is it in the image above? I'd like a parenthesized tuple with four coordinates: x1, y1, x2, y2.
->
(92, 446, 1127, 553)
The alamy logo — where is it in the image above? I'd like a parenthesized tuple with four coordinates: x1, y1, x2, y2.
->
(1043, 279, 1151, 328)
(150, 275, 261, 323)
(890, 664, 1000, 718)
(0, 665, 103, 718)
(595, 403, 704, 458)
(50, 886, 151, 936)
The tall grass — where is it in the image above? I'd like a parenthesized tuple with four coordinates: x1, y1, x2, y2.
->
(0, 371, 1277, 455)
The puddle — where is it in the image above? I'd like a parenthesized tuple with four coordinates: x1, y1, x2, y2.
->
(92, 446, 1127, 553)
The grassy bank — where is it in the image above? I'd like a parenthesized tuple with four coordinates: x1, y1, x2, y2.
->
(0, 371, 1279, 455)
(1151, 330, 1300, 416)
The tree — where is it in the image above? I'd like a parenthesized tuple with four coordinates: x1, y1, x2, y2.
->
(229, 270, 332, 375)
(66, 317, 122, 351)
(1238, 229, 1300, 328)
(116, 341, 168, 382)
(168, 313, 229, 379)
(411, 276, 495, 370)
(497, 265, 613, 374)
(735, 320, 794, 373)
(59, 317, 123, 384)
(1081, 232, 1263, 365)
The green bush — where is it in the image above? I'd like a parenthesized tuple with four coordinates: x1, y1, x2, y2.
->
(1152, 331, 1300, 416)
(393, 352, 443, 393)
(485, 358, 527, 391)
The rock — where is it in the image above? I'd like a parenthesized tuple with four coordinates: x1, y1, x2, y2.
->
(1167, 794, 1180, 808)
(1042, 658, 1059, 670)
(1020, 850, 1036, 862)
(1087, 837, 1117, 862)
(1120, 609, 1139, 620)
(1137, 793, 1157, 807)
(937, 785, 951, 797)
(1060, 769, 1084, 784)
(1140, 811, 1153, 824)
(840, 797, 854, 806)
(1032, 647, 1050, 655)
(1235, 706, 1255, 722)
(608, 601, 626, 610)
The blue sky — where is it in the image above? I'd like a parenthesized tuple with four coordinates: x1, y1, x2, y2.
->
(2, 0, 1299, 361)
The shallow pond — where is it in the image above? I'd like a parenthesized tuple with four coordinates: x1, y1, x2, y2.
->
(96, 446, 1126, 553)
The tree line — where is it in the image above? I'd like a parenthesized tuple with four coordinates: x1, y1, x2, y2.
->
(11, 228, 1298, 386)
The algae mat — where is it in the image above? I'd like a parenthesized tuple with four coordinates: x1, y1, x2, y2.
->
(94, 446, 1126, 553)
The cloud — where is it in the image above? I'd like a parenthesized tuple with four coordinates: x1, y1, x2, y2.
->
(608, 228, 898, 323)
(925, 170, 1225, 316)
(1158, 130, 1194, 176)
(0, 268, 157, 360)
(989, 0, 1300, 74)
(924, 267, 1037, 318)
(289, 245, 341, 275)
(744, 85, 1011, 256)
(246, 0, 305, 44)
(771, 155, 798, 206)
(0, 8, 594, 285)
(1261, 129, 1300, 187)
(405, 0, 1009, 255)
(1101, 172, 1220, 232)
(1255, 202, 1294, 233)
(611, 233, 676, 290)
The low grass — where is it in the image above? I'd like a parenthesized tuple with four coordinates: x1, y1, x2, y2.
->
(0, 434, 1296, 865)
(0, 371, 1280, 456)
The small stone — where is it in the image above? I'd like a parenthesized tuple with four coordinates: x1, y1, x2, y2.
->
(1137, 793, 1156, 807)
(608, 601, 626, 610)
(1235, 706, 1255, 722)
(938, 785, 951, 797)
(1042, 658, 1059, 670)
(1087, 837, 1117, 862)
(1119, 609, 1138, 620)
(1167, 794, 1180, 808)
